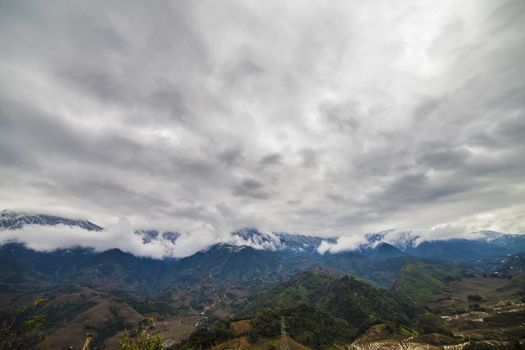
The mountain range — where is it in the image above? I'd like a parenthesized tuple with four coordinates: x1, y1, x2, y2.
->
(2, 210, 525, 262)
(1, 210, 525, 349)
(2, 210, 525, 296)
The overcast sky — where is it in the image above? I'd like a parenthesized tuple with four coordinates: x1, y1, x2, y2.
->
(1, 0, 524, 248)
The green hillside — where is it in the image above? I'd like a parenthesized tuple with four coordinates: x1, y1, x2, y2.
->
(241, 269, 416, 327)
(392, 261, 463, 305)
(174, 269, 418, 349)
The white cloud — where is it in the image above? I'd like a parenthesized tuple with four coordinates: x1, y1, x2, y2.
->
(226, 230, 283, 251)
(0, 220, 217, 259)
(317, 234, 368, 254)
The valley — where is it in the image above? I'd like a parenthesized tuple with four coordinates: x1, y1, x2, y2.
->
(1, 213, 525, 349)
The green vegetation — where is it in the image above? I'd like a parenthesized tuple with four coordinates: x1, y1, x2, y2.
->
(128, 299, 178, 316)
(240, 270, 333, 312)
(393, 261, 463, 305)
(120, 329, 163, 350)
(188, 289, 211, 311)
(467, 294, 484, 302)
(173, 320, 234, 349)
(251, 305, 352, 349)
(242, 269, 417, 330)
(38, 297, 96, 330)
(465, 341, 525, 350)
(86, 306, 133, 349)
(3, 248, 524, 350)
(414, 313, 452, 335)
(176, 269, 422, 349)
(0, 297, 47, 350)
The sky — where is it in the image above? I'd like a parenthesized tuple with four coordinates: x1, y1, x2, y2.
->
(0, 0, 524, 256)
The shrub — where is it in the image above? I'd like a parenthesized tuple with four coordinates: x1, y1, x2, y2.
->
(467, 294, 483, 303)
(120, 329, 163, 350)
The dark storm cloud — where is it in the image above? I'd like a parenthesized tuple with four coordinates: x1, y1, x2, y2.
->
(417, 146, 471, 170)
(259, 153, 282, 166)
(218, 148, 245, 167)
(411, 97, 444, 121)
(1, 0, 525, 257)
(372, 173, 474, 208)
(232, 179, 271, 200)
(472, 114, 525, 149)
(63, 179, 171, 213)
(299, 148, 318, 168)
(320, 100, 361, 133)
(57, 66, 132, 105)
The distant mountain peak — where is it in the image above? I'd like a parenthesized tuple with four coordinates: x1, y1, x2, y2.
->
(362, 229, 420, 251)
(197, 242, 251, 254)
(477, 230, 507, 239)
(0, 210, 103, 231)
(364, 230, 392, 244)
(134, 229, 180, 244)
(211, 242, 249, 253)
(231, 227, 282, 250)
(229, 227, 336, 253)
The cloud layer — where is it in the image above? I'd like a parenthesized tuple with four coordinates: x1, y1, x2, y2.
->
(0, 221, 218, 259)
(1, 0, 524, 248)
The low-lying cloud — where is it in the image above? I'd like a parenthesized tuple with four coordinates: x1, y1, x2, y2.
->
(0, 221, 218, 259)
(317, 235, 368, 254)
(1, 211, 524, 258)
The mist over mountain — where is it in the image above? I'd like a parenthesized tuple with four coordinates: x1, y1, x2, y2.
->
(2, 209, 525, 349)
(2, 210, 524, 261)
(0, 210, 103, 231)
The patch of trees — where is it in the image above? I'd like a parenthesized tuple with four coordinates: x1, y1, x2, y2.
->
(119, 318, 163, 350)
(467, 294, 483, 303)
(251, 305, 353, 349)
(172, 320, 234, 350)
(0, 297, 47, 350)
(465, 341, 525, 350)
(38, 297, 96, 330)
(127, 299, 177, 316)
(85, 306, 133, 349)
(415, 313, 452, 336)
(188, 289, 212, 311)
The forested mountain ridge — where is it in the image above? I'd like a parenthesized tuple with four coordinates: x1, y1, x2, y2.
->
(2, 212, 525, 349)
